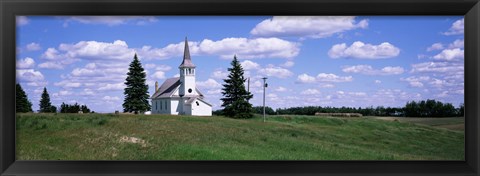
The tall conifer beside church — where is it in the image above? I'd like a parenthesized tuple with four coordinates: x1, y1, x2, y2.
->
(151, 38, 212, 116)
(123, 54, 151, 114)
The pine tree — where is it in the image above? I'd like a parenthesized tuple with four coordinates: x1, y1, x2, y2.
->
(16, 83, 33, 113)
(123, 54, 151, 114)
(39, 87, 52, 113)
(220, 55, 253, 118)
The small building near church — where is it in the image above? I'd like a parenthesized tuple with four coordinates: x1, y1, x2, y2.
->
(150, 38, 212, 116)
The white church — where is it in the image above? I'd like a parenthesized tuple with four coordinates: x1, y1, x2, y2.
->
(150, 38, 213, 116)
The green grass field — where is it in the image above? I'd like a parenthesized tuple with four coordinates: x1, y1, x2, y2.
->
(16, 113, 464, 160)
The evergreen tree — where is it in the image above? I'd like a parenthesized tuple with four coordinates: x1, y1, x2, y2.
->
(458, 103, 465, 117)
(220, 55, 253, 118)
(123, 54, 151, 114)
(49, 105, 57, 113)
(39, 87, 52, 113)
(16, 83, 33, 113)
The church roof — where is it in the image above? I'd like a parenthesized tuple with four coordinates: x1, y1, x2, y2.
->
(151, 77, 181, 99)
(151, 77, 207, 99)
(179, 37, 196, 68)
(185, 96, 212, 106)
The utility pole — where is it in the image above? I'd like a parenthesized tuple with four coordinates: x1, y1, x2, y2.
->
(262, 77, 268, 122)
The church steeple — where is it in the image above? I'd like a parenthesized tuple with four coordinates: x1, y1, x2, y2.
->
(179, 37, 195, 68)
(179, 37, 196, 97)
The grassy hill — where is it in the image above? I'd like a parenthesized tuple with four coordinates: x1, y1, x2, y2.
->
(16, 113, 464, 160)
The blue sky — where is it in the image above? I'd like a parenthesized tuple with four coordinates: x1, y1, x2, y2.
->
(16, 16, 464, 113)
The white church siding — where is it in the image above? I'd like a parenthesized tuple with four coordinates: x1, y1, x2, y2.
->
(170, 99, 180, 115)
(190, 99, 212, 116)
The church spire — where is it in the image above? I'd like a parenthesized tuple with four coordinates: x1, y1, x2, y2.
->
(179, 37, 195, 68)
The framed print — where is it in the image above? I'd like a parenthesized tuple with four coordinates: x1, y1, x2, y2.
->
(1, 0, 479, 175)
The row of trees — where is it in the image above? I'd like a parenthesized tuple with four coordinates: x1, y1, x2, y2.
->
(273, 100, 464, 117)
(16, 84, 91, 113)
(60, 102, 91, 113)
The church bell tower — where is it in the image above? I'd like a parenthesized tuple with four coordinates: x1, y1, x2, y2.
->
(179, 37, 196, 97)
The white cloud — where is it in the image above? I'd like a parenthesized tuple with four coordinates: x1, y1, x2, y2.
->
(72, 66, 104, 77)
(342, 65, 404, 75)
(275, 86, 288, 92)
(449, 39, 464, 49)
(54, 80, 82, 88)
(144, 63, 156, 69)
(436, 91, 449, 98)
(301, 89, 320, 95)
(250, 16, 368, 38)
(102, 96, 121, 101)
(52, 61, 129, 91)
(267, 93, 280, 101)
(207, 89, 222, 95)
(443, 18, 464, 36)
(27, 81, 48, 87)
(26, 43, 41, 51)
(281, 60, 295, 68)
(348, 92, 367, 96)
(401, 76, 431, 88)
(58, 90, 72, 96)
(16, 69, 45, 82)
(316, 73, 353, 82)
(328, 41, 400, 59)
(198, 37, 300, 59)
(62, 16, 158, 26)
(296, 73, 316, 83)
(433, 48, 463, 61)
(16, 16, 29, 26)
(427, 43, 444, 51)
(417, 54, 428, 59)
(43, 38, 299, 69)
(154, 65, 172, 71)
(197, 79, 222, 89)
(320, 84, 335, 88)
(429, 78, 448, 88)
(56, 40, 135, 61)
(37, 62, 64, 69)
(211, 70, 229, 80)
(410, 62, 463, 74)
(374, 80, 382, 84)
(80, 88, 96, 96)
(42, 48, 62, 60)
(151, 71, 166, 80)
(98, 83, 125, 91)
(241, 60, 260, 70)
(258, 66, 293, 78)
(17, 57, 35, 69)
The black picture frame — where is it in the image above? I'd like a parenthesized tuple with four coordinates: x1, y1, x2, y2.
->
(1, 0, 479, 175)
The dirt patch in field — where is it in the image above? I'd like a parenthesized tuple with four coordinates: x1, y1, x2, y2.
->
(120, 136, 147, 147)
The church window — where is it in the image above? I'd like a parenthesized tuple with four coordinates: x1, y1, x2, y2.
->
(155, 101, 158, 110)
(165, 100, 167, 110)
(196, 101, 199, 106)
(160, 101, 162, 110)
(188, 88, 192, 93)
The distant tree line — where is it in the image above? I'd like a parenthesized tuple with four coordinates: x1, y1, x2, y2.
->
(60, 102, 91, 113)
(274, 99, 463, 117)
(215, 99, 464, 118)
(16, 84, 93, 113)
